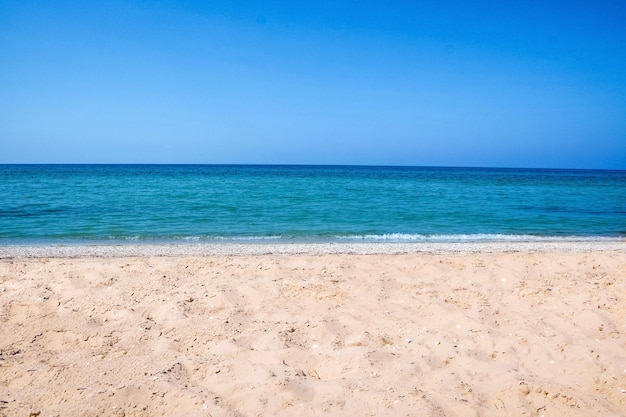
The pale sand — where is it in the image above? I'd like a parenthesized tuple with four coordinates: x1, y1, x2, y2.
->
(1, 246, 625, 416)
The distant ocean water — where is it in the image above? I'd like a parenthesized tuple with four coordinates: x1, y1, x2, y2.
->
(0, 165, 624, 244)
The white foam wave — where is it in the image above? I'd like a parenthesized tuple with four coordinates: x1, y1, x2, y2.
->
(210, 235, 283, 241)
(175, 235, 284, 242)
(336, 233, 623, 243)
(68, 233, 625, 244)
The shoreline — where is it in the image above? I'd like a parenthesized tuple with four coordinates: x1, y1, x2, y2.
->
(1, 239, 625, 258)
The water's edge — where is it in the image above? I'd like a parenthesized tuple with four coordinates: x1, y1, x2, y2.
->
(2, 240, 624, 258)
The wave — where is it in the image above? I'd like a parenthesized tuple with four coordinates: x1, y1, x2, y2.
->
(102, 235, 284, 242)
(4, 233, 623, 246)
(182, 235, 283, 241)
(334, 233, 624, 243)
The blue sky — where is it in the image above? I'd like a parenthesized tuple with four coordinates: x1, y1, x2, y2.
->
(1, 0, 625, 168)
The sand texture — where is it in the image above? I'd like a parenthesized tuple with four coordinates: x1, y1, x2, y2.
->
(1, 250, 625, 416)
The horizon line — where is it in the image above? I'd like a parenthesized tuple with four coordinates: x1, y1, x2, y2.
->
(0, 163, 625, 172)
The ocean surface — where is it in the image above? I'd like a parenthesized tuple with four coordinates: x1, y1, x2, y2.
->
(0, 165, 624, 244)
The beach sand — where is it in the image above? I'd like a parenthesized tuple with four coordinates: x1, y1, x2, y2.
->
(1, 245, 625, 416)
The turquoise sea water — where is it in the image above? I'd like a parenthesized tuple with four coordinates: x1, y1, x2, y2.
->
(0, 165, 624, 244)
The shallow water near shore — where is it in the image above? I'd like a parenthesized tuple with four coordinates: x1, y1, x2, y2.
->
(1, 164, 625, 244)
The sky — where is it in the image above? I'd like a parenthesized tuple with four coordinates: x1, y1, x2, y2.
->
(1, 0, 625, 168)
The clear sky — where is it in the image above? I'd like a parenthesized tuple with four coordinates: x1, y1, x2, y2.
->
(1, 0, 625, 168)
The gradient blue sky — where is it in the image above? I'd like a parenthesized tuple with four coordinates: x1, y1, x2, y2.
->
(1, 0, 625, 168)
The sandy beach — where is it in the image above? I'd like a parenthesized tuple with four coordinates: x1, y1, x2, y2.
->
(1, 243, 625, 416)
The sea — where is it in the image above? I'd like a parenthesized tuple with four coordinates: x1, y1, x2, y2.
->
(0, 164, 624, 245)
